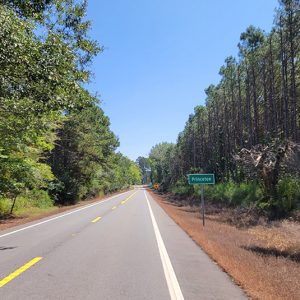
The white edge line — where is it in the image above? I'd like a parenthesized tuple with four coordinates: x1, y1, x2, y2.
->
(0, 190, 132, 239)
(144, 190, 184, 300)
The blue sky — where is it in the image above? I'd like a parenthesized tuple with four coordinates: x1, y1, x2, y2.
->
(86, 0, 278, 161)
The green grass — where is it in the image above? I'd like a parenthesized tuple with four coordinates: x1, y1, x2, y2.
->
(13, 206, 58, 218)
(0, 197, 11, 215)
(0, 189, 54, 217)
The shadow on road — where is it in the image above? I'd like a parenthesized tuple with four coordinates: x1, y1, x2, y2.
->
(0, 246, 17, 251)
(242, 245, 300, 263)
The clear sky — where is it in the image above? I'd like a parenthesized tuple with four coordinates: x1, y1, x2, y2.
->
(86, 0, 279, 161)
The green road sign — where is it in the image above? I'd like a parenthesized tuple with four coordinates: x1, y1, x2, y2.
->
(188, 174, 215, 185)
(187, 173, 215, 226)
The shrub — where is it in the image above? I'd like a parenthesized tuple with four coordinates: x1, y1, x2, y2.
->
(0, 197, 11, 215)
(204, 182, 229, 203)
(12, 189, 54, 211)
(166, 177, 300, 214)
(29, 189, 54, 208)
(231, 182, 262, 206)
(169, 181, 193, 196)
(204, 181, 262, 206)
(277, 177, 300, 212)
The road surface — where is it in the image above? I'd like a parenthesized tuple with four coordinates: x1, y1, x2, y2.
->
(0, 188, 246, 299)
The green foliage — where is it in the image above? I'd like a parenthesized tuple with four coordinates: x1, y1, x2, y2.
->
(49, 104, 119, 204)
(2, 0, 101, 69)
(232, 182, 263, 206)
(277, 177, 300, 212)
(15, 189, 54, 210)
(0, 2, 137, 215)
(167, 175, 300, 214)
(136, 156, 151, 184)
(49, 104, 141, 204)
(0, 189, 54, 216)
(146, 0, 300, 216)
(203, 181, 262, 206)
(2, 0, 55, 19)
(186, 178, 300, 213)
(169, 181, 193, 197)
(168, 181, 263, 207)
(107, 153, 142, 192)
(0, 197, 11, 215)
(149, 142, 176, 190)
(0, 3, 92, 211)
(207, 183, 233, 204)
(28, 189, 54, 208)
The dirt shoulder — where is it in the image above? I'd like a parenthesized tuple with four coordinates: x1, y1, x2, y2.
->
(0, 189, 131, 231)
(150, 190, 300, 300)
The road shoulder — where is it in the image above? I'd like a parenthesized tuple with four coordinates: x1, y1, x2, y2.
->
(147, 190, 247, 300)
(149, 189, 300, 300)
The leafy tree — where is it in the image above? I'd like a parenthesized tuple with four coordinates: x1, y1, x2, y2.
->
(0, 4, 94, 211)
(136, 156, 151, 184)
(0, 1, 110, 213)
(1, 0, 101, 72)
(149, 143, 175, 190)
(49, 103, 119, 203)
(146, 0, 300, 214)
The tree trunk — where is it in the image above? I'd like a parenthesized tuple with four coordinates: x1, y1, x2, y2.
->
(262, 61, 269, 138)
(237, 66, 244, 147)
(279, 19, 289, 139)
(288, 8, 298, 141)
(245, 67, 253, 146)
(10, 196, 17, 215)
(251, 64, 259, 144)
(268, 33, 278, 137)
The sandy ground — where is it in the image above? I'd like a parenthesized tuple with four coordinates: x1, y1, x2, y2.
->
(150, 190, 300, 300)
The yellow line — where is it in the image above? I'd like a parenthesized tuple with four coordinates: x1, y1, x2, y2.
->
(120, 191, 138, 205)
(0, 257, 42, 288)
(91, 216, 102, 223)
(112, 206, 117, 210)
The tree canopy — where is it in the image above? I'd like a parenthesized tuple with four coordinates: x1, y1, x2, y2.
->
(0, 0, 140, 214)
(147, 0, 300, 214)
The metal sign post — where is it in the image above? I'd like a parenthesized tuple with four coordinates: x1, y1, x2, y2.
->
(187, 174, 215, 227)
(201, 185, 205, 226)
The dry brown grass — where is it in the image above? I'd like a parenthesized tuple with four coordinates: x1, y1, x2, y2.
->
(150, 191, 300, 300)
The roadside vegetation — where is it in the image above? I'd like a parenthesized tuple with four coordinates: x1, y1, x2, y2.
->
(0, 1, 141, 218)
(143, 2, 300, 296)
(151, 191, 300, 300)
(143, 0, 300, 219)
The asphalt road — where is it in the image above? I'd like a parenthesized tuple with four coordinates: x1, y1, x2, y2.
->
(0, 188, 246, 299)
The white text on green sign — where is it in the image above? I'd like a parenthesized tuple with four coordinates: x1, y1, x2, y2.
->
(188, 174, 215, 185)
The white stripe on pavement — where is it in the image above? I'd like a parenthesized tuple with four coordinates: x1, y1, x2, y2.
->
(0, 190, 132, 239)
(144, 190, 184, 300)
